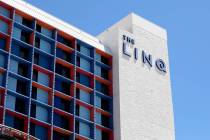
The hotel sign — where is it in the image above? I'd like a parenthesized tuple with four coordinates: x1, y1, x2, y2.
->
(122, 35, 167, 73)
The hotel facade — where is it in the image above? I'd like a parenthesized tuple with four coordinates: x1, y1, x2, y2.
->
(0, 0, 175, 140)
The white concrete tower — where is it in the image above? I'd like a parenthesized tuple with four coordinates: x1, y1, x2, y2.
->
(98, 13, 175, 140)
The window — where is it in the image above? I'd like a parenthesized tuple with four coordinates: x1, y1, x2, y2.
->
(76, 73, 91, 88)
(96, 81, 109, 95)
(77, 57, 92, 72)
(36, 24, 53, 38)
(96, 112, 110, 128)
(5, 114, 25, 132)
(0, 53, 6, 68)
(34, 52, 53, 71)
(96, 96, 110, 112)
(30, 103, 50, 123)
(75, 120, 91, 138)
(57, 34, 72, 47)
(56, 63, 71, 79)
(76, 104, 90, 120)
(95, 65, 109, 79)
(32, 87, 49, 104)
(33, 70, 50, 87)
(53, 113, 69, 130)
(11, 43, 31, 61)
(15, 14, 33, 28)
(7, 76, 28, 96)
(0, 6, 10, 18)
(76, 89, 91, 104)
(13, 27, 31, 44)
(30, 123, 49, 140)
(77, 44, 92, 57)
(55, 77, 71, 95)
(54, 96, 72, 113)
(96, 129, 109, 140)
(9, 59, 29, 78)
(0, 19, 8, 34)
(0, 38, 6, 50)
(6, 94, 28, 115)
(35, 36, 52, 54)
(95, 53, 109, 65)
(56, 48, 73, 63)
(0, 72, 5, 87)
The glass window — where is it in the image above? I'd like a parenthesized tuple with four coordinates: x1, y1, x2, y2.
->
(5, 114, 25, 132)
(96, 81, 109, 95)
(75, 121, 91, 138)
(0, 54, 6, 68)
(0, 19, 8, 34)
(53, 113, 69, 130)
(76, 89, 90, 104)
(0, 38, 6, 50)
(54, 96, 71, 113)
(96, 129, 109, 140)
(77, 57, 91, 72)
(95, 65, 109, 79)
(0, 6, 10, 18)
(35, 37, 52, 54)
(0, 72, 4, 86)
(32, 87, 48, 104)
(33, 71, 49, 87)
(96, 96, 110, 112)
(57, 34, 72, 47)
(76, 105, 90, 120)
(31, 104, 50, 123)
(36, 24, 52, 38)
(14, 14, 32, 28)
(6, 94, 28, 115)
(77, 44, 91, 57)
(34, 52, 53, 71)
(77, 73, 91, 87)
(30, 123, 48, 140)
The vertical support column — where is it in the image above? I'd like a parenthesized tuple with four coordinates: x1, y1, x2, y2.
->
(50, 29, 57, 140)
(93, 49, 96, 140)
(27, 18, 36, 139)
(72, 39, 77, 140)
(2, 8, 15, 125)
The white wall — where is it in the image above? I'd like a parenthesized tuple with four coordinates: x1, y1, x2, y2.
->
(98, 13, 175, 140)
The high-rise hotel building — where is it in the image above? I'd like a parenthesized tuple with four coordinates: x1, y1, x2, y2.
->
(0, 0, 175, 140)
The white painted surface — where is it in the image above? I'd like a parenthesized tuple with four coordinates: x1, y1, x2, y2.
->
(98, 13, 175, 140)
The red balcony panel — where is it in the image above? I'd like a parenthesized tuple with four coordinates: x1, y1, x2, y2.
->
(54, 91, 73, 101)
(54, 108, 73, 118)
(95, 108, 112, 117)
(36, 20, 54, 31)
(32, 81, 52, 93)
(75, 134, 89, 140)
(76, 83, 93, 93)
(95, 76, 111, 86)
(30, 118, 51, 128)
(76, 67, 93, 77)
(15, 9, 33, 21)
(96, 124, 113, 140)
(53, 126, 72, 136)
(57, 42, 74, 53)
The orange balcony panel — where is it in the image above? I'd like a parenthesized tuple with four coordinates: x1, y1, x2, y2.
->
(57, 42, 74, 53)
(53, 126, 73, 136)
(76, 83, 93, 93)
(32, 81, 52, 93)
(95, 76, 111, 86)
(54, 91, 73, 101)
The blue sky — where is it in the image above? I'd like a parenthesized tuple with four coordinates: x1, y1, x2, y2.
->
(24, 0, 210, 139)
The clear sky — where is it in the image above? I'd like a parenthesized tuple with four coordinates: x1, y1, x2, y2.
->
(24, 0, 210, 139)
